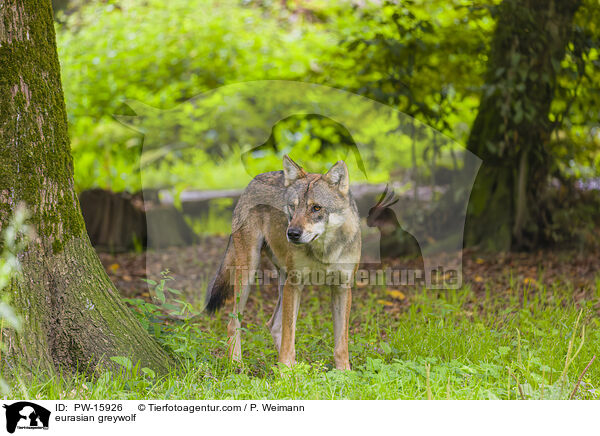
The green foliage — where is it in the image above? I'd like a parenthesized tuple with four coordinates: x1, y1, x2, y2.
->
(109, 356, 132, 371)
(56, 0, 599, 188)
(126, 269, 200, 341)
(56, 0, 339, 191)
(56, 0, 488, 192)
(185, 198, 233, 236)
(54, 0, 600, 247)
(4, 272, 599, 399)
(551, 0, 600, 181)
(340, 0, 494, 137)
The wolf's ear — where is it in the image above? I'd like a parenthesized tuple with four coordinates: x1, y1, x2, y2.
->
(283, 155, 306, 186)
(324, 161, 349, 195)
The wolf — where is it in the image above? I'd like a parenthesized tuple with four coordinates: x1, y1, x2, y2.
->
(205, 155, 361, 370)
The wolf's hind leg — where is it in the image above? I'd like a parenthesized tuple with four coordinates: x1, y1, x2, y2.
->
(227, 230, 262, 363)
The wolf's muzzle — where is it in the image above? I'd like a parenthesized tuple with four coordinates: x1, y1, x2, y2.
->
(287, 227, 303, 243)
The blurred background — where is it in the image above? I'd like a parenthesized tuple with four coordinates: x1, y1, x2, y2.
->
(49, 0, 599, 283)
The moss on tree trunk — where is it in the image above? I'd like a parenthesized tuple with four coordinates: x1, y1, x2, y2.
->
(0, 0, 173, 374)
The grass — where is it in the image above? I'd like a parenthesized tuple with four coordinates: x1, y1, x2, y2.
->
(3, 275, 600, 400)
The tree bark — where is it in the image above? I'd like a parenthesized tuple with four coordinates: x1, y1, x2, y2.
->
(0, 0, 172, 374)
(465, 0, 581, 250)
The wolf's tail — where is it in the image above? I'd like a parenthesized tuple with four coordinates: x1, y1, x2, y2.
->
(205, 235, 234, 313)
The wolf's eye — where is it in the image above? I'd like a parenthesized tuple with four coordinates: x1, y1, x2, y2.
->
(312, 205, 322, 212)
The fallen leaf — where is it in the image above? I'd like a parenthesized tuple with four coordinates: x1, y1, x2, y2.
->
(386, 289, 406, 300)
(377, 299, 394, 306)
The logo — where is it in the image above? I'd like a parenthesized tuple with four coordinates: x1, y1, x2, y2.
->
(2, 402, 50, 433)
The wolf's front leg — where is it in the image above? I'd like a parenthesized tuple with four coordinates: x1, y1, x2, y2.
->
(278, 279, 302, 367)
(266, 270, 287, 352)
(331, 284, 352, 370)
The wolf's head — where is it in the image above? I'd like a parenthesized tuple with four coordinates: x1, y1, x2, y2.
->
(282, 155, 351, 245)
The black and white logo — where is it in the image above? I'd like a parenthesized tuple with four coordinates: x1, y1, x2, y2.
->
(3, 402, 50, 433)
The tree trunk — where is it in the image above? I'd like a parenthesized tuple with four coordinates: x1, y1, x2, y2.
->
(465, 0, 581, 250)
(0, 0, 172, 374)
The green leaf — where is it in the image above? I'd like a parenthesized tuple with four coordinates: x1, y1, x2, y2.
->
(155, 285, 166, 304)
(110, 356, 133, 370)
(141, 367, 156, 379)
(381, 342, 392, 354)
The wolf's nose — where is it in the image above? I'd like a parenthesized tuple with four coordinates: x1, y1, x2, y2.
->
(287, 227, 302, 242)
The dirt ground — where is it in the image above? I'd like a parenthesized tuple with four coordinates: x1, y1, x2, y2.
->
(98, 235, 600, 322)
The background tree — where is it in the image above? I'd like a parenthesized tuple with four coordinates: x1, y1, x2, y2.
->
(338, 0, 599, 250)
(465, 0, 583, 249)
(0, 0, 172, 374)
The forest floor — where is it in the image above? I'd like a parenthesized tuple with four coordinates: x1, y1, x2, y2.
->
(13, 238, 600, 400)
(52, 237, 596, 400)
(97, 236, 600, 323)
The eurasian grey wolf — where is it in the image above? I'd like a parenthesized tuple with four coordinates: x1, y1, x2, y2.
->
(205, 155, 361, 369)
